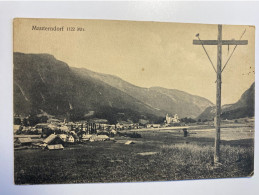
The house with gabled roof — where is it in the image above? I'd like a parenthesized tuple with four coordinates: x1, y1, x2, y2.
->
(58, 134, 67, 142)
(43, 134, 64, 145)
(81, 134, 93, 141)
(16, 137, 32, 146)
(67, 135, 74, 143)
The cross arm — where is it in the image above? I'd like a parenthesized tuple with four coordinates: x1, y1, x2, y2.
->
(193, 40, 248, 45)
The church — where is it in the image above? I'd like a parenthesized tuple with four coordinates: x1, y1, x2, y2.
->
(165, 114, 180, 124)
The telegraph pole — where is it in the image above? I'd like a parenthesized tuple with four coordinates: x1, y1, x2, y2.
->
(193, 24, 248, 164)
(215, 24, 222, 163)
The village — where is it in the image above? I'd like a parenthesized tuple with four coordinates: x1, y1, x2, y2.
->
(13, 113, 186, 150)
(13, 112, 254, 184)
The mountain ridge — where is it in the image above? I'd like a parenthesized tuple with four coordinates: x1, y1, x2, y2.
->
(14, 52, 215, 123)
(197, 82, 255, 120)
(72, 67, 214, 118)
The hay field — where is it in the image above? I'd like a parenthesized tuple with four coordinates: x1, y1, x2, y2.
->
(14, 126, 254, 184)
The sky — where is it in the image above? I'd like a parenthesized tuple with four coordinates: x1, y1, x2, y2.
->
(13, 18, 255, 105)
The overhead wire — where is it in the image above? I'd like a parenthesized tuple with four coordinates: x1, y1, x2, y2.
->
(221, 29, 246, 73)
(197, 36, 217, 73)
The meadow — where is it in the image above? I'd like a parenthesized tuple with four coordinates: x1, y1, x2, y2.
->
(14, 127, 254, 184)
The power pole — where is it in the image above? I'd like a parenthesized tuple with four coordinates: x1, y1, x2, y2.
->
(215, 24, 222, 163)
(193, 24, 248, 164)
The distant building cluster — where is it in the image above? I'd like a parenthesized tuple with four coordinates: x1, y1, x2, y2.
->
(13, 112, 185, 150)
(165, 114, 180, 124)
(13, 115, 144, 150)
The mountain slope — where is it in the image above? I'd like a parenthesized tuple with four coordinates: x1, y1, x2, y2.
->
(14, 52, 164, 123)
(197, 82, 255, 120)
(14, 52, 214, 123)
(72, 67, 214, 118)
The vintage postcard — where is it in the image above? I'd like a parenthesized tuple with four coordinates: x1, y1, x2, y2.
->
(13, 18, 255, 184)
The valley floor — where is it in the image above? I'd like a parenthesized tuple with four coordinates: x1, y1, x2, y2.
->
(14, 126, 254, 184)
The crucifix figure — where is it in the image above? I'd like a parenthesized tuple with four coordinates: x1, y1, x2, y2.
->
(193, 24, 248, 164)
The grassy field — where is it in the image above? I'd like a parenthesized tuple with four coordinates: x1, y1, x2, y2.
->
(14, 126, 254, 184)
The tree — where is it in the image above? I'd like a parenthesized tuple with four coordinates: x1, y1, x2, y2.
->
(14, 117, 21, 125)
(22, 118, 29, 126)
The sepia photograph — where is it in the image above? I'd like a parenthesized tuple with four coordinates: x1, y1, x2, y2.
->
(13, 18, 254, 185)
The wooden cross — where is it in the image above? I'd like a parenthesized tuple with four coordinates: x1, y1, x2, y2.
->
(193, 24, 248, 164)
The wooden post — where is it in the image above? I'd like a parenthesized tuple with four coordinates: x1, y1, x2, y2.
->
(214, 24, 222, 163)
(193, 24, 248, 164)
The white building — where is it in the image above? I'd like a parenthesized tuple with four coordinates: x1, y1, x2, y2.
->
(165, 114, 180, 124)
(67, 135, 75, 143)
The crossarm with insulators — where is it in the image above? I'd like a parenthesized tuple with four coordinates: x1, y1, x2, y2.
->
(193, 40, 248, 45)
